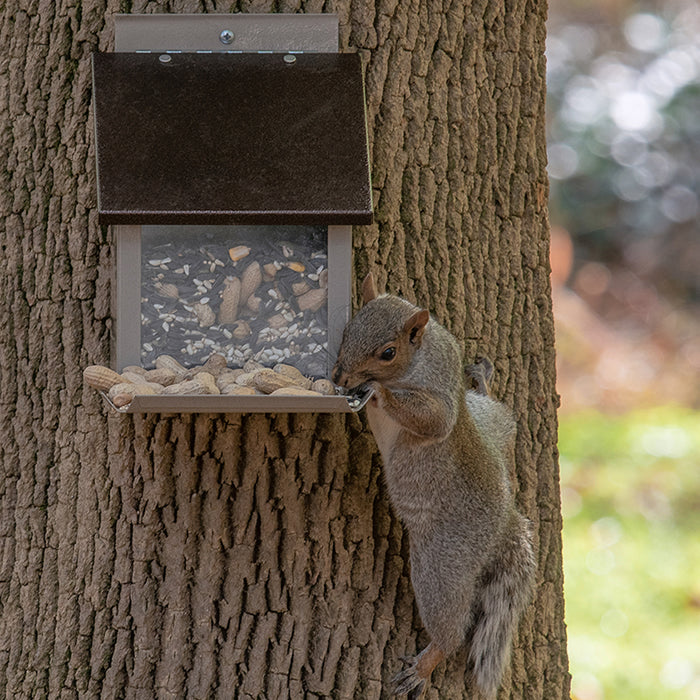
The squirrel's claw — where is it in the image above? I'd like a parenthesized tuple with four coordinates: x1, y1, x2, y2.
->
(392, 642, 444, 697)
(465, 356, 494, 396)
(407, 687, 427, 700)
(391, 658, 426, 698)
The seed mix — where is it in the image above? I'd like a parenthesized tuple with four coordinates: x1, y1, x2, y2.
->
(141, 226, 330, 377)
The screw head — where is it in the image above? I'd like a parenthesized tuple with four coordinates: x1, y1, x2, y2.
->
(158, 54, 172, 63)
(219, 29, 234, 45)
(283, 54, 297, 64)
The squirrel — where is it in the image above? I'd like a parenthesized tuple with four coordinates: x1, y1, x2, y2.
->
(332, 273, 536, 699)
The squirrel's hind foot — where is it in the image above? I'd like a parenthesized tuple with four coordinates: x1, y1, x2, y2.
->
(391, 657, 426, 698)
(465, 357, 494, 396)
(391, 643, 444, 698)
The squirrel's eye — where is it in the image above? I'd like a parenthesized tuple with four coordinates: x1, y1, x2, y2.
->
(380, 347, 396, 361)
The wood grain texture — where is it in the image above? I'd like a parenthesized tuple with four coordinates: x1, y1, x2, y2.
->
(0, 0, 569, 698)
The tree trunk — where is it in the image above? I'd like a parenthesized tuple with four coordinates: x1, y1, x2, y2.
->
(0, 1, 569, 698)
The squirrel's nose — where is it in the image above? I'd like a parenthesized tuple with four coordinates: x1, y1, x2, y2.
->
(331, 363, 346, 387)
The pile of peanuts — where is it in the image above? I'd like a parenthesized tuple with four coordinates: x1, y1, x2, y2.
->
(84, 353, 337, 408)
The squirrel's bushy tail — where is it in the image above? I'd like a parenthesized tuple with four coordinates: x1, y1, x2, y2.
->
(469, 511, 536, 698)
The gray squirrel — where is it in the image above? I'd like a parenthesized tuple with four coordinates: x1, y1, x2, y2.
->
(332, 273, 536, 699)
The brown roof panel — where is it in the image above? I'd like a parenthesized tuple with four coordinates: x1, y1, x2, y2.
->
(92, 52, 372, 225)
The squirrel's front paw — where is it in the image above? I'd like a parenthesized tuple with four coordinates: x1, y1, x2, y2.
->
(367, 380, 391, 405)
(391, 656, 427, 699)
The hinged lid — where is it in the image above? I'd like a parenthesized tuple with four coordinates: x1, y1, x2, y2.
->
(91, 51, 372, 225)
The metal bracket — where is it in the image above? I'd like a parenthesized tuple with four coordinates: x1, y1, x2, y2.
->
(114, 13, 339, 53)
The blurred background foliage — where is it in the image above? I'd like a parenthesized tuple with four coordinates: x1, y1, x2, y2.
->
(559, 406, 700, 700)
(547, 0, 699, 411)
(546, 0, 700, 698)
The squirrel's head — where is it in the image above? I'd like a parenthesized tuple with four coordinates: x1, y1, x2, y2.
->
(332, 273, 430, 390)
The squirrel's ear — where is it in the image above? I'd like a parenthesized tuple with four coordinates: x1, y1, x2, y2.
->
(404, 309, 430, 345)
(361, 272, 379, 304)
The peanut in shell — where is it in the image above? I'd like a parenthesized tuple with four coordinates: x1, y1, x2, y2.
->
(194, 372, 220, 395)
(143, 367, 178, 386)
(218, 277, 240, 324)
(155, 355, 189, 377)
(216, 369, 245, 391)
(194, 301, 216, 328)
(111, 383, 163, 407)
(296, 287, 327, 312)
(311, 379, 336, 396)
(122, 365, 147, 376)
(190, 353, 227, 377)
(269, 387, 323, 397)
(253, 369, 300, 394)
(234, 371, 260, 387)
(222, 384, 258, 396)
(267, 313, 286, 329)
(162, 379, 212, 396)
(273, 364, 312, 389)
(232, 320, 251, 340)
(112, 393, 135, 408)
(108, 382, 160, 401)
(240, 261, 262, 303)
(121, 371, 150, 384)
(84, 365, 126, 392)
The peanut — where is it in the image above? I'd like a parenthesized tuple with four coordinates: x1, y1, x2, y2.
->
(312, 379, 336, 396)
(122, 365, 147, 376)
(245, 296, 262, 313)
(222, 384, 258, 396)
(234, 371, 260, 387)
(292, 280, 311, 296)
(112, 393, 135, 408)
(153, 281, 179, 299)
(84, 365, 126, 392)
(216, 369, 246, 391)
(162, 379, 213, 396)
(194, 372, 220, 394)
(240, 261, 262, 303)
(143, 367, 178, 386)
(267, 314, 287, 329)
(121, 371, 149, 384)
(269, 387, 323, 397)
(232, 320, 251, 339)
(108, 381, 160, 402)
(274, 364, 312, 389)
(253, 369, 300, 394)
(155, 355, 189, 377)
(296, 287, 327, 312)
(218, 277, 240, 324)
(191, 353, 227, 377)
(262, 262, 277, 281)
(194, 301, 216, 328)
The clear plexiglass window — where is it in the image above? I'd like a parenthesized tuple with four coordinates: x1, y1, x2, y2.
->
(140, 225, 329, 377)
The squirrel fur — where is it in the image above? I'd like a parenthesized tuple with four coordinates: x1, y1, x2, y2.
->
(332, 273, 535, 699)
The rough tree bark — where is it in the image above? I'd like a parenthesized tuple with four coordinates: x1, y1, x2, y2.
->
(0, 1, 569, 698)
